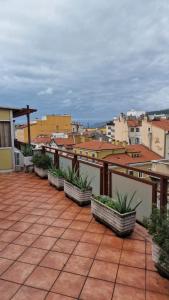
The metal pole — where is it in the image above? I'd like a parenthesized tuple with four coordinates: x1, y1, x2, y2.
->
(26, 105, 31, 144)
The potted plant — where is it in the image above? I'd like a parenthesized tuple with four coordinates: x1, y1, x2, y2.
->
(64, 168, 92, 206)
(32, 153, 52, 178)
(22, 145, 33, 166)
(48, 167, 65, 190)
(148, 208, 169, 279)
(91, 191, 142, 237)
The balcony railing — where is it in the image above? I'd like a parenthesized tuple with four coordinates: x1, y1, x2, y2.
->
(15, 141, 169, 223)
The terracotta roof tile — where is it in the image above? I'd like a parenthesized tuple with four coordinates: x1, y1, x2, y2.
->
(74, 140, 124, 151)
(127, 120, 141, 127)
(150, 119, 169, 131)
(32, 137, 51, 144)
(105, 144, 161, 165)
(53, 138, 75, 146)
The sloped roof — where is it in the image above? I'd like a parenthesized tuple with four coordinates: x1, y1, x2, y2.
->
(127, 119, 141, 127)
(53, 138, 75, 146)
(106, 144, 161, 165)
(74, 140, 124, 151)
(32, 137, 51, 144)
(150, 119, 169, 131)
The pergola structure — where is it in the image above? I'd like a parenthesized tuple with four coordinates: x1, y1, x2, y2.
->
(0, 105, 37, 144)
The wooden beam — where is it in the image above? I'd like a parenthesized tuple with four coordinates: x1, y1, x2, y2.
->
(26, 105, 31, 144)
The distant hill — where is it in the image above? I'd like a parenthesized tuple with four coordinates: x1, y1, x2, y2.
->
(147, 108, 169, 115)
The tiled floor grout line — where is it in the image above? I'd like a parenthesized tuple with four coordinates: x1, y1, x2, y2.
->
(1, 174, 168, 300)
(111, 239, 124, 300)
(78, 221, 106, 300)
(44, 206, 95, 300)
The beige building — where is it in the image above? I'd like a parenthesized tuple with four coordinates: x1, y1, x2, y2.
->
(0, 106, 36, 172)
(141, 118, 169, 158)
(115, 114, 142, 144)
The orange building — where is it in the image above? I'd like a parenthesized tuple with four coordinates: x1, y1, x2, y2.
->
(16, 115, 72, 143)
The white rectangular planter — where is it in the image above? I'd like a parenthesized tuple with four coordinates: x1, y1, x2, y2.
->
(34, 166, 48, 178)
(152, 242, 169, 278)
(64, 180, 92, 206)
(24, 156, 33, 166)
(91, 197, 136, 237)
(48, 172, 64, 190)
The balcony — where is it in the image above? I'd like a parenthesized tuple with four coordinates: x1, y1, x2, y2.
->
(0, 166, 169, 298)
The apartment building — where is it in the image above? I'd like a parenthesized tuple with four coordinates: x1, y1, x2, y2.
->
(115, 113, 142, 144)
(141, 117, 169, 158)
(71, 121, 84, 134)
(16, 114, 72, 143)
(0, 106, 36, 171)
(106, 121, 115, 141)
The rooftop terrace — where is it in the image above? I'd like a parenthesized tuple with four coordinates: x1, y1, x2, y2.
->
(0, 172, 169, 299)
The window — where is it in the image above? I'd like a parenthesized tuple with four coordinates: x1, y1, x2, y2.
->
(92, 153, 95, 158)
(108, 131, 111, 135)
(136, 127, 140, 132)
(130, 128, 134, 132)
(0, 121, 11, 147)
(128, 170, 134, 176)
(108, 126, 112, 130)
(138, 172, 143, 178)
(85, 152, 88, 156)
(135, 138, 140, 144)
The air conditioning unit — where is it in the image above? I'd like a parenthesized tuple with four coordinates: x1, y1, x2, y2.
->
(14, 148, 24, 171)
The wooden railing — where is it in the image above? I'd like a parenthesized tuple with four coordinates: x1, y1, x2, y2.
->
(15, 141, 169, 218)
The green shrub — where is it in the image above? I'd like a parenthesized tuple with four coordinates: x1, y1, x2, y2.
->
(22, 145, 33, 157)
(147, 208, 169, 268)
(32, 154, 52, 170)
(96, 191, 142, 214)
(48, 166, 65, 178)
(64, 168, 92, 192)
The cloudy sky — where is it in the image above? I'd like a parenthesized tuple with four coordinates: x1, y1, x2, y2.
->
(0, 0, 169, 121)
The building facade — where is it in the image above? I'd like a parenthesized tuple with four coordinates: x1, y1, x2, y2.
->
(115, 114, 142, 144)
(16, 115, 72, 143)
(0, 106, 36, 172)
(141, 117, 169, 158)
(106, 121, 115, 141)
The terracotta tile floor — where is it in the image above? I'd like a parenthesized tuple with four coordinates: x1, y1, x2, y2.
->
(0, 172, 168, 300)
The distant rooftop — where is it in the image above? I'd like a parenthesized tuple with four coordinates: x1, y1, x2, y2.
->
(74, 140, 124, 151)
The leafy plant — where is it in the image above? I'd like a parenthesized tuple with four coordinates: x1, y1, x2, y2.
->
(22, 145, 33, 157)
(32, 153, 52, 170)
(64, 168, 92, 192)
(147, 208, 169, 274)
(96, 191, 142, 214)
(48, 166, 65, 178)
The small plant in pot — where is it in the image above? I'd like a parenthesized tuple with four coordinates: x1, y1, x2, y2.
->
(22, 145, 33, 166)
(64, 168, 92, 206)
(91, 191, 142, 237)
(48, 166, 65, 190)
(147, 208, 169, 279)
(32, 153, 52, 178)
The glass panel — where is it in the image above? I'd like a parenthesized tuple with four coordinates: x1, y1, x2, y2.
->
(79, 162, 101, 196)
(59, 156, 72, 172)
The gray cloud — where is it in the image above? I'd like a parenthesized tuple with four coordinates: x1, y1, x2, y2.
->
(0, 0, 169, 120)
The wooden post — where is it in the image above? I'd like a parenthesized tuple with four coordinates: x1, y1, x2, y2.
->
(54, 150, 59, 168)
(41, 146, 46, 154)
(72, 154, 79, 172)
(26, 105, 31, 145)
(160, 176, 168, 211)
(103, 162, 108, 195)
